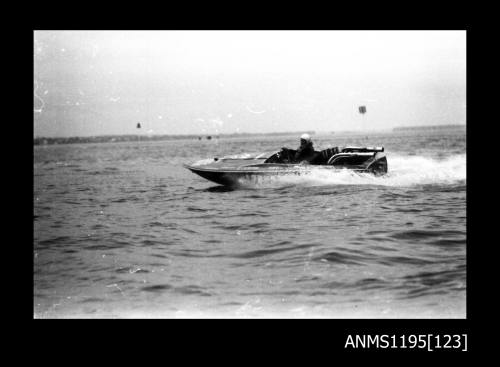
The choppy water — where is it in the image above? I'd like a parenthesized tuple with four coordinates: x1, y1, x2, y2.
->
(34, 130, 466, 318)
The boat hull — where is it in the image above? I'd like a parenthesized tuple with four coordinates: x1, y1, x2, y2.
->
(184, 162, 386, 187)
(184, 166, 284, 186)
(184, 148, 387, 186)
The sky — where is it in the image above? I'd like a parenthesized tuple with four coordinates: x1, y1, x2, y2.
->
(34, 31, 466, 137)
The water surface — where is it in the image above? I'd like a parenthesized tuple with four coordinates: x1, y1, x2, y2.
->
(34, 130, 466, 318)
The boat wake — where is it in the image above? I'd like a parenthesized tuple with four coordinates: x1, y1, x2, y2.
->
(239, 154, 466, 188)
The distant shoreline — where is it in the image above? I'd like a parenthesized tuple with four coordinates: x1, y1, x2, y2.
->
(34, 125, 465, 146)
(392, 124, 465, 132)
(33, 131, 316, 146)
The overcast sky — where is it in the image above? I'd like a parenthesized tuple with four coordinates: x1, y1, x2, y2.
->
(34, 31, 466, 137)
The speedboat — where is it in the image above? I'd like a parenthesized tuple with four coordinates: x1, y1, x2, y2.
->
(184, 146, 388, 186)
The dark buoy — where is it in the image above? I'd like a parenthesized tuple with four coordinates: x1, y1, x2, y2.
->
(206, 136, 212, 140)
(358, 106, 367, 114)
(137, 122, 141, 129)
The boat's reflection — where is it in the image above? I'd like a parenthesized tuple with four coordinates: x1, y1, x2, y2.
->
(203, 185, 236, 192)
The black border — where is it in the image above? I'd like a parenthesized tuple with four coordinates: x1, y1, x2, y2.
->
(26, 23, 476, 354)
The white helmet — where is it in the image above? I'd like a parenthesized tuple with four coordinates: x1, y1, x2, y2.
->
(300, 133, 311, 142)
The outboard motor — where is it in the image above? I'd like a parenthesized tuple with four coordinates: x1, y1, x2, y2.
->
(367, 154, 388, 175)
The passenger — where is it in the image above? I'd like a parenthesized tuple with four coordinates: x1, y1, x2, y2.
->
(293, 133, 316, 163)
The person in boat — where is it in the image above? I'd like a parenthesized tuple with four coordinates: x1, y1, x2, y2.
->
(294, 134, 316, 163)
(280, 133, 316, 163)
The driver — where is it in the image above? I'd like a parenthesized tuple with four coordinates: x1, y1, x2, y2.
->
(293, 133, 316, 163)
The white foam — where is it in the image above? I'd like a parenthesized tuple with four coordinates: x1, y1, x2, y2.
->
(246, 154, 466, 188)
